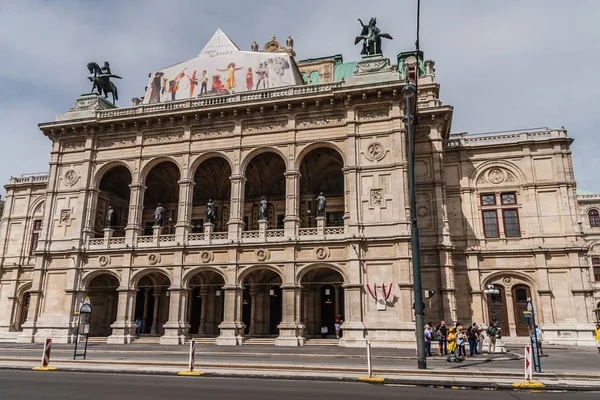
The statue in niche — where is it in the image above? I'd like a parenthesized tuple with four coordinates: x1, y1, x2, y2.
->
(251, 41, 259, 52)
(316, 192, 327, 217)
(206, 199, 216, 224)
(154, 203, 164, 227)
(258, 196, 268, 221)
(106, 205, 116, 228)
(355, 17, 393, 56)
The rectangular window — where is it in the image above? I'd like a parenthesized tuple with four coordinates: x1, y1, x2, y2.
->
(501, 192, 517, 205)
(482, 210, 499, 238)
(29, 219, 42, 255)
(480, 194, 496, 206)
(502, 209, 521, 237)
(593, 257, 600, 281)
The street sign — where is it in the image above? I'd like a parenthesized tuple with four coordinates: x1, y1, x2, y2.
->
(523, 310, 532, 319)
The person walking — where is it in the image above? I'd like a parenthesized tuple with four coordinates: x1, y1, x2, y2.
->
(595, 323, 600, 354)
(535, 325, 544, 356)
(424, 324, 432, 357)
(335, 314, 343, 339)
(457, 326, 466, 358)
(446, 328, 460, 362)
(438, 320, 448, 355)
(487, 322, 498, 353)
(468, 324, 477, 356)
(477, 325, 485, 354)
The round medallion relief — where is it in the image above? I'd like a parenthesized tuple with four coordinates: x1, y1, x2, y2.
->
(417, 206, 429, 217)
(147, 253, 161, 265)
(255, 248, 270, 262)
(200, 251, 213, 264)
(64, 168, 79, 186)
(365, 142, 386, 161)
(98, 255, 111, 267)
(314, 246, 329, 260)
(488, 169, 505, 184)
(502, 277, 512, 286)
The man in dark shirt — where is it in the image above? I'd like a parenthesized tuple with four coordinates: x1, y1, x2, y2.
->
(438, 320, 448, 355)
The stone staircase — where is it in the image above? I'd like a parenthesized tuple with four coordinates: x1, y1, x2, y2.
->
(187, 337, 217, 345)
(304, 338, 339, 346)
(243, 337, 277, 345)
(132, 335, 161, 344)
(86, 336, 108, 344)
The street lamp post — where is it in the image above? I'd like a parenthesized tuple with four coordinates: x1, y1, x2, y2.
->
(403, 80, 426, 369)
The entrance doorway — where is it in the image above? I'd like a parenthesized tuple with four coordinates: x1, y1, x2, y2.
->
(241, 269, 282, 336)
(17, 292, 31, 331)
(133, 272, 171, 335)
(512, 285, 532, 336)
(87, 274, 119, 337)
(188, 270, 225, 335)
(300, 267, 345, 337)
(486, 285, 509, 336)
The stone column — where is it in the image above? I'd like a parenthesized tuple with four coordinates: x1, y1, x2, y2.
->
(153, 226, 163, 246)
(82, 188, 100, 244)
(258, 219, 268, 241)
(248, 288, 258, 335)
(103, 228, 114, 249)
(107, 288, 137, 344)
(216, 285, 244, 345)
(203, 222, 214, 244)
(175, 178, 194, 243)
(334, 286, 340, 317)
(160, 288, 189, 345)
(125, 182, 145, 243)
(141, 290, 149, 333)
(339, 283, 366, 347)
(228, 175, 246, 240)
(151, 292, 160, 334)
(276, 284, 304, 346)
(284, 170, 300, 238)
(199, 289, 209, 335)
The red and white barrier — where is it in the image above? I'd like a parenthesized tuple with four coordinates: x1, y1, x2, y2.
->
(42, 338, 52, 367)
(525, 344, 532, 382)
(188, 339, 195, 372)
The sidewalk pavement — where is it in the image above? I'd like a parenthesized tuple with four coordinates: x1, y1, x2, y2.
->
(1, 343, 599, 392)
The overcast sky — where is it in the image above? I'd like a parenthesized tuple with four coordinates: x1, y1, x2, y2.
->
(1, 0, 599, 193)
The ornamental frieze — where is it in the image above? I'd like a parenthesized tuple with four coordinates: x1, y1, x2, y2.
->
(97, 135, 136, 148)
(62, 139, 85, 151)
(296, 111, 345, 128)
(358, 107, 389, 121)
(242, 117, 288, 134)
(143, 128, 184, 144)
(191, 123, 235, 139)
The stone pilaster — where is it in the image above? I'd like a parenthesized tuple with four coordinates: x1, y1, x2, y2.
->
(216, 285, 244, 345)
(276, 284, 304, 346)
(228, 175, 245, 240)
(175, 178, 194, 243)
(284, 170, 300, 238)
(125, 182, 145, 243)
(160, 288, 189, 345)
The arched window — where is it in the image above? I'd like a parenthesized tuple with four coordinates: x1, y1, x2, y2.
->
(309, 71, 321, 84)
(589, 209, 600, 227)
(301, 72, 308, 84)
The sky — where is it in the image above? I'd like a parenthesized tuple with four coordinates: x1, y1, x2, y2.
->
(1, 0, 599, 193)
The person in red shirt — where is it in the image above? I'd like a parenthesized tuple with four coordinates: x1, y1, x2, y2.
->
(335, 314, 343, 339)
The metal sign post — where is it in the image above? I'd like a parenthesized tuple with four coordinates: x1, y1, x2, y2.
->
(524, 298, 542, 372)
(73, 297, 92, 360)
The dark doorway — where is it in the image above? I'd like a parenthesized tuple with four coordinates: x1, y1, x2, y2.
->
(189, 287, 202, 334)
(269, 286, 282, 334)
(242, 288, 251, 334)
(487, 285, 509, 336)
(18, 292, 31, 331)
(320, 285, 336, 335)
(512, 285, 532, 336)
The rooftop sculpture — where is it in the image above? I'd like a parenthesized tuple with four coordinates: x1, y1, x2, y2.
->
(355, 17, 393, 56)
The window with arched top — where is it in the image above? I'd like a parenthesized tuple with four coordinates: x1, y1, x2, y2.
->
(309, 71, 321, 84)
(589, 209, 600, 227)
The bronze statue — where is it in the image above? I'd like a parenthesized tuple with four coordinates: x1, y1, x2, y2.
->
(154, 203, 164, 227)
(316, 192, 327, 217)
(259, 196, 268, 221)
(251, 41, 259, 52)
(106, 205, 116, 228)
(206, 199, 215, 224)
(355, 18, 393, 56)
(87, 61, 122, 104)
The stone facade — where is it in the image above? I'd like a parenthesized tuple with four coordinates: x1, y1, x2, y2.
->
(578, 191, 600, 321)
(0, 37, 597, 347)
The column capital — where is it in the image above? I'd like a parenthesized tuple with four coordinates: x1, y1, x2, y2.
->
(229, 174, 246, 183)
(129, 182, 147, 190)
(177, 178, 194, 185)
(284, 169, 301, 177)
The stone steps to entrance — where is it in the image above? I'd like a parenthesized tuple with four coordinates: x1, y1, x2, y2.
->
(86, 337, 108, 344)
(243, 337, 277, 345)
(133, 336, 161, 344)
(304, 338, 340, 346)
(187, 337, 217, 345)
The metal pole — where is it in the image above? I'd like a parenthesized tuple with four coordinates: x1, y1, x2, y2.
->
(405, 88, 426, 369)
(366, 340, 372, 378)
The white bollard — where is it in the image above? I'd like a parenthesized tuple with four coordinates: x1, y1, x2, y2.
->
(177, 338, 204, 376)
(366, 340, 372, 378)
(32, 338, 56, 371)
(525, 344, 532, 382)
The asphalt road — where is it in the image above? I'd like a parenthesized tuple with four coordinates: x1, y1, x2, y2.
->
(0, 371, 598, 400)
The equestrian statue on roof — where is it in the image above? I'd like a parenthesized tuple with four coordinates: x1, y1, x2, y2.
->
(87, 61, 121, 104)
(355, 17, 393, 56)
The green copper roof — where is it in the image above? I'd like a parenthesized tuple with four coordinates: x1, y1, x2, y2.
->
(577, 189, 597, 195)
(334, 62, 356, 81)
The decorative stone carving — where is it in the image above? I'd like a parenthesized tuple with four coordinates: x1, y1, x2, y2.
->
(98, 135, 136, 148)
(147, 253, 161, 265)
(255, 248, 270, 262)
(242, 118, 287, 134)
(417, 206, 428, 217)
(358, 108, 389, 121)
(370, 189, 383, 206)
(365, 142, 385, 161)
(505, 172, 517, 183)
(143, 128, 184, 144)
(296, 112, 345, 128)
(314, 246, 329, 260)
(64, 168, 79, 186)
(98, 255, 111, 267)
(60, 209, 71, 224)
(416, 193, 432, 229)
(355, 57, 391, 74)
(191, 124, 235, 139)
(63, 139, 85, 151)
(200, 251, 214, 264)
(415, 127, 431, 141)
(488, 169, 505, 184)
(502, 277, 512, 286)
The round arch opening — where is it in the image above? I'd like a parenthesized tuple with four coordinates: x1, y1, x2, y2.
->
(188, 270, 226, 335)
(192, 157, 232, 233)
(95, 165, 132, 237)
(143, 161, 181, 235)
(241, 269, 283, 335)
(133, 271, 171, 335)
(299, 266, 345, 338)
(86, 274, 120, 337)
